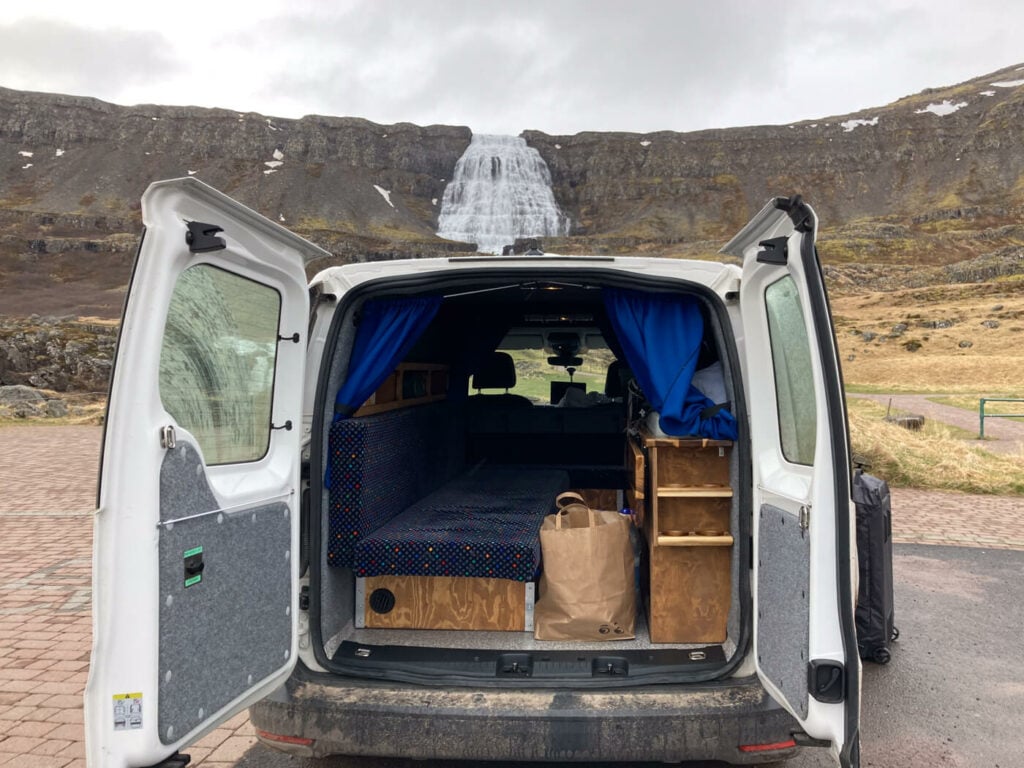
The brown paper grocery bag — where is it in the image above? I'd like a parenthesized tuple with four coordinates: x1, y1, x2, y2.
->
(534, 494, 636, 641)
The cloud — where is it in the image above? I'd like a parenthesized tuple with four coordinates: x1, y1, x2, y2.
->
(244, 0, 790, 134)
(0, 17, 179, 98)
(0, 1, 1022, 136)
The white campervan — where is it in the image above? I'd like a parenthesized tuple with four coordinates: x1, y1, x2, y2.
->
(85, 178, 861, 767)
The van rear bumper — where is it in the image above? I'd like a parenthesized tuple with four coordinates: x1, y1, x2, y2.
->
(249, 664, 802, 764)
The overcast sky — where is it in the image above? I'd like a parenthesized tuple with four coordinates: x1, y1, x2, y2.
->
(1, 0, 1022, 136)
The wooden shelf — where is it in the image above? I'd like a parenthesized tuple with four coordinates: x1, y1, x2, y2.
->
(641, 436, 733, 449)
(656, 485, 733, 498)
(354, 363, 449, 416)
(656, 534, 734, 547)
(630, 427, 735, 644)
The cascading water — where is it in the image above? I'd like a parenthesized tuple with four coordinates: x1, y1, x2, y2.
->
(436, 134, 570, 254)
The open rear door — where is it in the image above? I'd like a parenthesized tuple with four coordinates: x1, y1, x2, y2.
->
(85, 178, 329, 768)
(723, 196, 860, 767)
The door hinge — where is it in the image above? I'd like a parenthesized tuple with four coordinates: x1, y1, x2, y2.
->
(808, 660, 846, 703)
(160, 425, 176, 450)
(799, 505, 810, 533)
(756, 236, 789, 265)
(185, 221, 225, 253)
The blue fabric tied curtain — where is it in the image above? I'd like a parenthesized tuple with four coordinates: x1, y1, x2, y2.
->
(326, 296, 441, 487)
(603, 288, 738, 440)
(332, 296, 442, 419)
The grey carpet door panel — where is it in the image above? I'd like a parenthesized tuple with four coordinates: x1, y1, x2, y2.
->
(757, 502, 810, 719)
(158, 441, 291, 744)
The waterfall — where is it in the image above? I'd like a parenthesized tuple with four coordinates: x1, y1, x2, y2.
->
(436, 134, 570, 254)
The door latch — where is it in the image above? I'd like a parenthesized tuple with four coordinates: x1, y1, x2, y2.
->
(160, 425, 176, 450)
(808, 660, 846, 703)
(799, 506, 810, 533)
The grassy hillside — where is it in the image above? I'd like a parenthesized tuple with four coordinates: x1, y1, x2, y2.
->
(832, 278, 1024, 396)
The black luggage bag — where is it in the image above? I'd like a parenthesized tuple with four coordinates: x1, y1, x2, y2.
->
(853, 469, 899, 664)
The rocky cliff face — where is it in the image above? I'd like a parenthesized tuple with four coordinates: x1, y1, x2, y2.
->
(0, 316, 115, 392)
(0, 89, 474, 315)
(525, 63, 1024, 262)
(2, 62, 1024, 324)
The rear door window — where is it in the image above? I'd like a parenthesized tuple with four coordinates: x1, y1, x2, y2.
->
(765, 275, 817, 465)
(158, 264, 281, 464)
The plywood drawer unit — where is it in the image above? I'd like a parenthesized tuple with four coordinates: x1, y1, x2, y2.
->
(356, 575, 533, 632)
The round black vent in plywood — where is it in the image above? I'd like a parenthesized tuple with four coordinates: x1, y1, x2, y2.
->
(369, 588, 396, 615)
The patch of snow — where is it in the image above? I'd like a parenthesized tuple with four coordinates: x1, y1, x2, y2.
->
(18, 150, 33, 157)
(264, 160, 283, 169)
(382, 133, 388, 138)
(266, 119, 278, 132)
(915, 99, 967, 116)
(840, 117, 879, 132)
(639, 140, 651, 147)
(440, 178, 446, 182)
(55, 148, 64, 157)
(991, 79, 1024, 88)
(187, 170, 197, 176)
(279, 213, 286, 222)
(554, 143, 562, 149)
(151, 117, 159, 121)
(373, 184, 395, 208)
(810, 124, 818, 128)
(22, 163, 33, 169)
(787, 125, 794, 129)
(431, 198, 438, 206)
(272, 148, 284, 160)
(980, 90, 996, 96)
(238, 118, 244, 123)
(145, 151, 151, 155)
(264, 168, 277, 175)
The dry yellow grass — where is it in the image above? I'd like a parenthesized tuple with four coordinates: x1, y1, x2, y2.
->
(832, 281, 1024, 395)
(843, 355, 1024, 394)
(848, 399, 1024, 494)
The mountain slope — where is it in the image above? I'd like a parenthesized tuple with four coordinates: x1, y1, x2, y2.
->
(1, 63, 1024, 318)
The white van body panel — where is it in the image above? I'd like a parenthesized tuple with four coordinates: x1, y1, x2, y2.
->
(88, 180, 858, 767)
(85, 178, 324, 768)
(732, 200, 858, 761)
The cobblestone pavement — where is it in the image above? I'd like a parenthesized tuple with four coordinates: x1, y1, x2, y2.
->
(0, 425, 1021, 767)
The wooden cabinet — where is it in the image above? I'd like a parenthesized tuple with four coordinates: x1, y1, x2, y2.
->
(631, 432, 734, 644)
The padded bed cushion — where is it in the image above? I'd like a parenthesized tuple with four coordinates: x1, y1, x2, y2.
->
(353, 466, 569, 581)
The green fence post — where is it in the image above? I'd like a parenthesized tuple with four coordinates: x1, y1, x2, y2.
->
(979, 398, 986, 440)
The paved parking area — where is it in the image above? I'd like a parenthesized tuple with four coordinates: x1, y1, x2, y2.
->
(0, 425, 1022, 766)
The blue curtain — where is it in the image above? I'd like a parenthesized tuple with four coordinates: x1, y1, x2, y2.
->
(603, 288, 738, 440)
(332, 296, 442, 419)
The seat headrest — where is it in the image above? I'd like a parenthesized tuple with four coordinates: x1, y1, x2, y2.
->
(604, 359, 631, 398)
(472, 351, 517, 390)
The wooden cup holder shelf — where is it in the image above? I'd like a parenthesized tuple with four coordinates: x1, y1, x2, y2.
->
(656, 533, 735, 547)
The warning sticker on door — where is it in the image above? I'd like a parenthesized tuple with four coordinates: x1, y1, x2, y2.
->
(112, 692, 143, 731)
